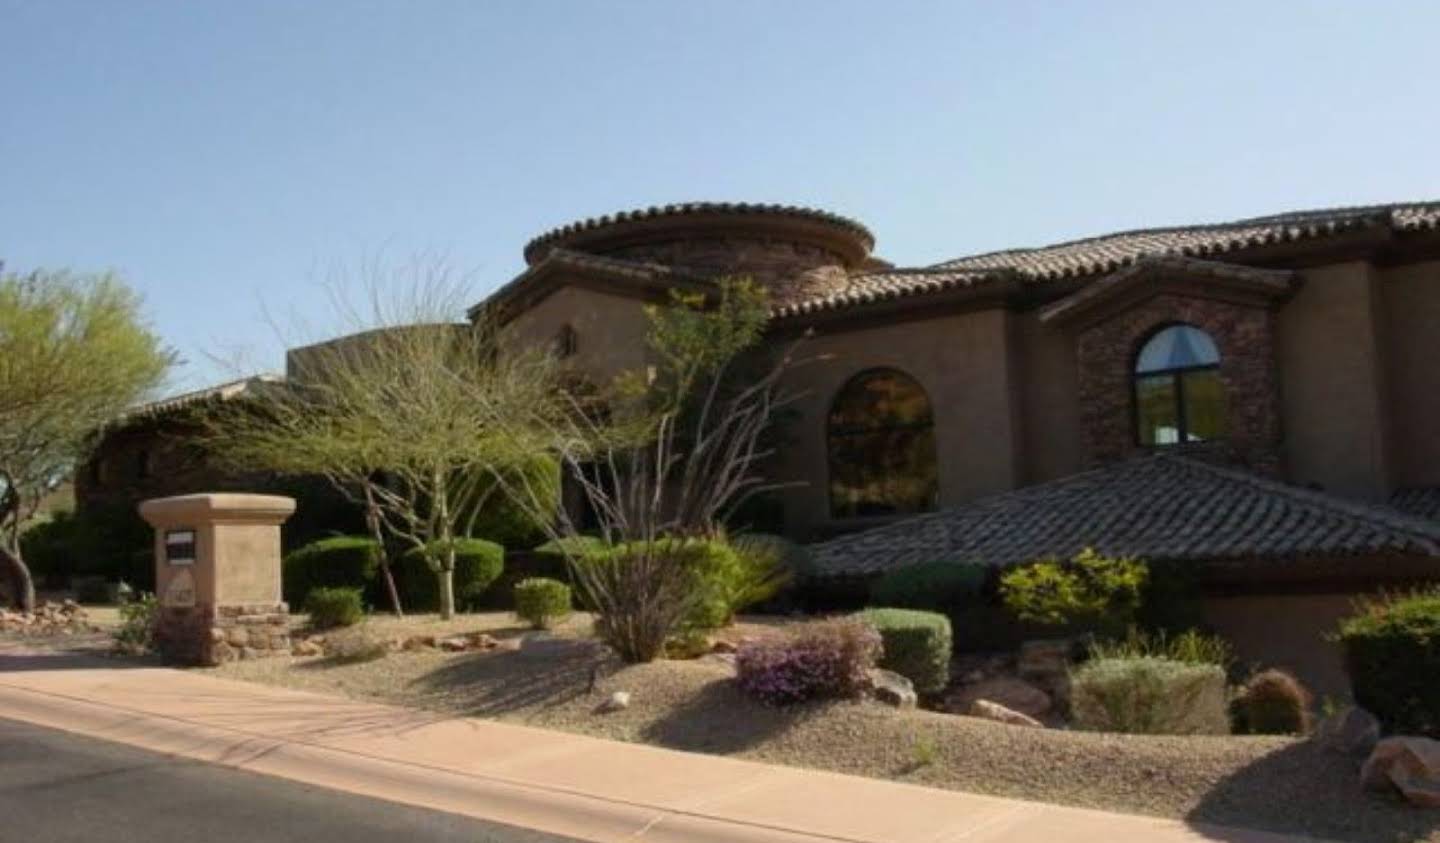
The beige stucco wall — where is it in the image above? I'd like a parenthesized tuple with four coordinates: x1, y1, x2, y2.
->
(1014, 311, 1083, 484)
(499, 284, 652, 386)
(773, 308, 1023, 539)
(1201, 592, 1356, 700)
(1277, 261, 1393, 501)
(1381, 259, 1440, 489)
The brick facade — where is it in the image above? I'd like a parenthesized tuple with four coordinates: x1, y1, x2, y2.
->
(1075, 293, 1282, 471)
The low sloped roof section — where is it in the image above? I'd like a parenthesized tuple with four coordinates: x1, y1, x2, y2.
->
(810, 455, 1440, 578)
(112, 374, 284, 426)
(932, 202, 1440, 281)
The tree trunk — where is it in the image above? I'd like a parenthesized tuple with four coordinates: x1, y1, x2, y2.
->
(362, 487, 403, 618)
(0, 544, 35, 613)
(438, 568, 455, 620)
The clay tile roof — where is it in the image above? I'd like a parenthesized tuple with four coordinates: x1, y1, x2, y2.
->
(523, 202, 875, 263)
(467, 248, 698, 320)
(771, 268, 1014, 319)
(809, 455, 1440, 578)
(1391, 487, 1440, 522)
(930, 201, 1440, 281)
(115, 375, 284, 424)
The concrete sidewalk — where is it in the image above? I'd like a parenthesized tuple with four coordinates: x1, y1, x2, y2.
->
(0, 650, 1313, 843)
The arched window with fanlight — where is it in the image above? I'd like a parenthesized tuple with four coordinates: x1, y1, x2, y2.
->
(1133, 324, 1225, 446)
(827, 369, 938, 518)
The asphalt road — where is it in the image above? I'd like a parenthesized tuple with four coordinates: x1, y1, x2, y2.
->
(0, 717, 583, 843)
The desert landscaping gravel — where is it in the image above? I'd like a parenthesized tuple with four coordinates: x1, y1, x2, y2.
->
(191, 612, 1440, 843)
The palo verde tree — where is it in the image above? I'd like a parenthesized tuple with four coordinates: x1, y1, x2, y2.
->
(205, 268, 560, 619)
(478, 278, 803, 661)
(0, 269, 173, 611)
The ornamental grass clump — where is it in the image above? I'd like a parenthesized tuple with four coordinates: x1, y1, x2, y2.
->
(735, 618, 881, 706)
(1070, 656, 1229, 735)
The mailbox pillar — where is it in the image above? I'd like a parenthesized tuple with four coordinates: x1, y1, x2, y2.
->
(139, 493, 296, 666)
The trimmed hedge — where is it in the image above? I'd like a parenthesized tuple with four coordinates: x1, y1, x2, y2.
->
(304, 586, 364, 629)
(514, 577, 571, 630)
(401, 538, 504, 612)
(585, 539, 746, 632)
(869, 561, 988, 615)
(1070, 656, 1229, 735)
(282, 536, 382, 608)
(856, 607, 953, 695)
(1337, 589, 1440, 737)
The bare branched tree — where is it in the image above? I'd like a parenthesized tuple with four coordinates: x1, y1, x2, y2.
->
(476, 278, 805, 661)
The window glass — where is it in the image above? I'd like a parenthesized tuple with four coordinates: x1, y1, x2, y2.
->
(1181, 368, 1226, 441)
(828, 370, 938, 518)
(1132, 324, 1225, 447)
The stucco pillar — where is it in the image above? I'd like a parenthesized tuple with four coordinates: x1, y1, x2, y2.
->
(138, 493, 295, 666)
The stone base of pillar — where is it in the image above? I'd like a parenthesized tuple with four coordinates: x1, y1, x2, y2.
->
(155, 602, 291, 666)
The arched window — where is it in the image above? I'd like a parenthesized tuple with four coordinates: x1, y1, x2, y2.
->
(1133, 324, 1225, 446)
(827, 369, 938, 518)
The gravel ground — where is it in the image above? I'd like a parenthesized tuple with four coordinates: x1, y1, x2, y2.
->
(200, 613, 1440, 843)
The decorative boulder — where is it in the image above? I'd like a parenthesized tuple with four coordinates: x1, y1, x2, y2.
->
(1361, 736, 1440, 808)
(948, 677, 1052, 718)
(596, 691, 631, 713)
(868, 668, 917, 709)
(968, 699, 1043, 728)
(1316, 706, 1381, 758)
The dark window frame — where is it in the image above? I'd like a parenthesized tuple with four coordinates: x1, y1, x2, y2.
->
(826, 367, 939, 520)
(1131, 324, 1223, 447)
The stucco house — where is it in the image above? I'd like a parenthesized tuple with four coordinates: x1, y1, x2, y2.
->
(82, 199, 1440, 691)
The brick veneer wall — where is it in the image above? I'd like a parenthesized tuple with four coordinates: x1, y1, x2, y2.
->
(1076, 294, 1282, 471)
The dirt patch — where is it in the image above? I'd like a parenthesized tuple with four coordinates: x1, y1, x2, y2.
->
(199, 613, 1440, 843)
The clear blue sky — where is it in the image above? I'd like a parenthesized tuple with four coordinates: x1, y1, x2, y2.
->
(4, 1, 1438, 393)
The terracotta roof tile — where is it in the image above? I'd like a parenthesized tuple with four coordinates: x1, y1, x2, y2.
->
(1391, 487, 1440, 521)
(809, 455, 1440, 578)
(929, 201, 1440, 281)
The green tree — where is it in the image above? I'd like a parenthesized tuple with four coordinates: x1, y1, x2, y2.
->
(0, 269, 172, 610)
(204, 267, 558, 619)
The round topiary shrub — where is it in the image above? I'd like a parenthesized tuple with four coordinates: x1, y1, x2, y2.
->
(1337, 589, 1440, 737)
(401, 538, 504, 612)
(282, 536, 382, 608)
(514, 577, 572, 630)
(855, 607, 953, 695)
(304, 586, 365, 629)
(1238, 668, 1313, 735)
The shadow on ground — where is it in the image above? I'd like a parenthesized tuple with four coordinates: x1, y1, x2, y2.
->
(1185, 740, 1440, 843)
(409, 636, 614, 717)
(637, 678, 799, 755)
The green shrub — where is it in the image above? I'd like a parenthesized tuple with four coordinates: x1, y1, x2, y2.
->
(531, 536, 607, 577)
(1070, 656, 1229, 735)
(724, 533, 796, 614)
(586, 539, 745, 632)
(513, 577, 571, 630)
(1088, 627, 1233, 668)
(282, 536, 381, 608)
(467, 457, 561, 549)
(1237, 668, 1312, 735)
(1136, 561, 1206, 634)
(856, 608, 953, 695)
(304, 586, 365, 629)
(870, 561, 988, 615)
(1336, 589, 1440, 737)
(401, 538, 504, 612)
(1000, 548, 1148, 636)
(21, 504, 153, 591)
(113, 592, 158, 654)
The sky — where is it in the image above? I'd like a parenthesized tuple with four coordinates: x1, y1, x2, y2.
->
(4, 1, 1439, 394)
